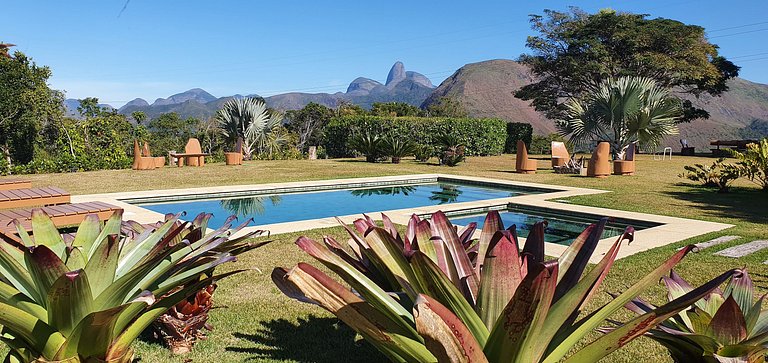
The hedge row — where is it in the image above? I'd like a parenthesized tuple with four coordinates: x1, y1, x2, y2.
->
(323, 116, 508, 158)
(504, 122, 534, 153)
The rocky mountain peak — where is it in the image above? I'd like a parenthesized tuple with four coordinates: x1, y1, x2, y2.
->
(386, 61, 406, 87)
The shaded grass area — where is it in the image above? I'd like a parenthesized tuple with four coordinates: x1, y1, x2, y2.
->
(3, 154, 767, 362)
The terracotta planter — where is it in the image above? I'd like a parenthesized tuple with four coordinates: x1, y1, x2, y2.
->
(613, 160, 635, 175)
(224, 152, 242, 165)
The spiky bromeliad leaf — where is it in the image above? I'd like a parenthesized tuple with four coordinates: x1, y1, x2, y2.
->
(277, 210, 702, 363)
(0, 211, 267, 362)
(619, 268, 768, 362)
(272, 263, 436, 363)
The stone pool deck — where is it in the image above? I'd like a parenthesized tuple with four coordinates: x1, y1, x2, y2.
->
(72, 174, 733, 263)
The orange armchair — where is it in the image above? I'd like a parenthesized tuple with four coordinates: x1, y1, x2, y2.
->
(132, 140, 156, 170)
(142, 142, 166, 168)
(551, 141, 570, 168)
(613, 142, 636, 175)
(224, 137, 244, 165)
(515, 140, 537, 174)
(586, 142, 611, 178)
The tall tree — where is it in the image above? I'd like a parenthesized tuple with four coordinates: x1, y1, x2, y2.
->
(130, 110, 147, 125)
(425, 97, 468, 118)
(148, 112, 201, 156)
(0, 48, 63, 168)
(515, 8, 739, 123)
(284, 102, 334, 150)
(370, 102, 423, 117)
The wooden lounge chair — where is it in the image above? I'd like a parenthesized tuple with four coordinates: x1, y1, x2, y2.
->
(170, 138, 210, 167)
(613, 142, 636, 175)
(586, 142, 611, 178)
(551, 141, 570, 168)
(142, 142, 166, 168)
(515, 140, 537, 174)
(224, 137, 244, 166)
(132, 140, 156, 170)
(0, 179, 32, 191)
(0, 201, 122, 243)
(0, 187, 70, 209)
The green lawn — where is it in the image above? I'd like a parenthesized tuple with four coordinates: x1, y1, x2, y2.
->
(5, 154, 768, 362)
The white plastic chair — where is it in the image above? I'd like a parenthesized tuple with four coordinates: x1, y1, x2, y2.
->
(654, 147, 672, 160)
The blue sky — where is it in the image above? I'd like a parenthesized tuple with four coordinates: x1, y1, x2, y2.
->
(5, 0, 768, 107)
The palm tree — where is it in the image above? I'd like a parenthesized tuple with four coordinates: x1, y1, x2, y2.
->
(216, 97, 285, 159)
(556, 76, 680, 158)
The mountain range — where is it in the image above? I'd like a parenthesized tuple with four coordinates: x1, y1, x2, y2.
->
(63, 59, 768, 150)
(421, 59, 768, 150)
(97, 61, 435, 121)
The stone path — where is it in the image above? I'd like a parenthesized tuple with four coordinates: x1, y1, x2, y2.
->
(691, 235, 741, 252)
(714, 240, 768, 258)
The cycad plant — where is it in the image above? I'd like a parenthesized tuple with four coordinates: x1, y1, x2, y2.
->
(557, 76, 681, 158)
(381, 136, 415, 164)
(614, 269, 768, 362)
(273, 211, 736, 362)
(731, 138, 768, 191)
(0, 209, 268, 362)
(438, 134, 465, 166)
(679, 158, 741, 193)
(216, 97, 284, 159)
(348, 130, 383, 163)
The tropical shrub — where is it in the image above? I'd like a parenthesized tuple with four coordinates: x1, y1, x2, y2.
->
(348, 130, 384, 163)
(438, 134, 465, 166)
(504, 122, 534, 153)
(679, 158, 741, 193)
(216, 97, 284, 159)
(557, 76, 681, 158)
(413, 144, 434, 162)
(323, 116, 506, 158)
(273, 211, 735, 363)
(731, 138, 768, 191)
(0, 209, 268, 362)
(381, 136, 415, 164)
(613, 269, 767, 362)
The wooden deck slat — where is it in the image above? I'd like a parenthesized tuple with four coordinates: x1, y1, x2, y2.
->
(0, 202, 123, 241)
(60, 205, 86, 215)
(0, 187, 72, 209)
(0, 179, 32, 191)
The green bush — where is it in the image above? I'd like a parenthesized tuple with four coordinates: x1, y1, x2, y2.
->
(323, 116, 506, 158)
(504, 122, 533, 153)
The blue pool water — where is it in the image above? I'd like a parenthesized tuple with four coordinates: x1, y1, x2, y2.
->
(136, 182, 545, 228)
(451, 207, 658, 245)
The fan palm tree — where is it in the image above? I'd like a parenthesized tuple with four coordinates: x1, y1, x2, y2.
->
(216, 97, 285, 159)
(556, 76, 681, 158)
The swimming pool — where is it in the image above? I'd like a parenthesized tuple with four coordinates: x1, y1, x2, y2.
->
(449, 205, 661, 245)
(135, 181, 552, 228)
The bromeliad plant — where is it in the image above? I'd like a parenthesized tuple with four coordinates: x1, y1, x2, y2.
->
(273, 211, 737, 362)
(615, 269, 768, 362)
(0, 209, 268, 363)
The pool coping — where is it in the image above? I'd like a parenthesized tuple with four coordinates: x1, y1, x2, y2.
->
(71, 174, 733, 263)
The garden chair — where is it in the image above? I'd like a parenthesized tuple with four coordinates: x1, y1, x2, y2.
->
(142, 142, 166, 168)
(613, 142, 636, 175)
(515, 140, 537, 174)
(132, 140, 156, 170)
(586, 141, 611, 178)
(551, 141, 570, 168)
(170, 138, 210, 167)
(224, 137, 244, 166)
